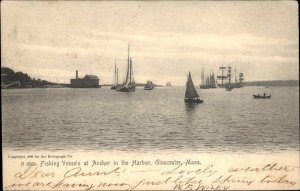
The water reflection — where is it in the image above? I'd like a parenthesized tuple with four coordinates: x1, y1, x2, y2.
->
(185, 102, 198, 113)
(184, 103, 198, 125)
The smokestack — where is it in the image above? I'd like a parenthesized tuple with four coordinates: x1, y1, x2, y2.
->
(76, 70, 78, 79)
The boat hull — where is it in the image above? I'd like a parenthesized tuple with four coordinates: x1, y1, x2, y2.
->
(253, 95, 271, 99)
(144, 87, 154, 90)
(184, 98, 204, 103)
(117, 86, 135, 92)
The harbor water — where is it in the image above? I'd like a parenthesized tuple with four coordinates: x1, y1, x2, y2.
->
(2, 86, 299, 153)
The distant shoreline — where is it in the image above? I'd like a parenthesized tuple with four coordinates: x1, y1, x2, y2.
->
(242, 80, 299, 87)
(1, 80, 299, 90)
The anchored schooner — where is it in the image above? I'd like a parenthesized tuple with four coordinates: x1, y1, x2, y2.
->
(117, 45, 135, 92)
(200, 67, 216, 89)
(185, 71, 203, 103)
(199, 67, 209, 89)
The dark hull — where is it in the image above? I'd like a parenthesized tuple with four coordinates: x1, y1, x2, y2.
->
(253, 95, 271, 99)
(217, 83, 227, 88)
(232, 83, 243, 88)
(144, 85, 154, 90)
(184, 98, 204, 103)
(117, 86, 135, 92)
(144, 87, 154, 90)
(111, 86, 116, 90)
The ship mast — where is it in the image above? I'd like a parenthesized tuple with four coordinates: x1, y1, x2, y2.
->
(228, 65, 232, 87)
(116, 67, 118, 85)
(219, 65, 227, 86)
(114, 60, 117, 85)
(129, 58, 132, 83)
(124, 44, 130, 85)
(235, 67, 237, 83)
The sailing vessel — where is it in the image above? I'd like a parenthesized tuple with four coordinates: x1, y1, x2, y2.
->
(111, 61, 119, 90)
(232, 67, 244, 88)
(216, 65, 228, 88)
(144, 80, 155, 90)
(200, 68, 216, 89)
(199, 67, 209, 89)
(117, 45, 136, 92)
(185, 72, 203, 103)
(225, 65, 233, 91)
(209, 70, 217, 88)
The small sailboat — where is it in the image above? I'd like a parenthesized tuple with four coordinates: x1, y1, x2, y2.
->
(117, 45, 136, 92)
(144, 80, 155, 90)
(111, 61, 119, 90)
(185, 72, 203, 103)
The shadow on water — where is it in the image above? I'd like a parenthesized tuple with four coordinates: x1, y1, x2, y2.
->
(183, 102, 201, 150)
(184, 103, 198, 125)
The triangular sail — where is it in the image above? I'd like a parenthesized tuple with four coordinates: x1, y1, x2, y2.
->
(123, 45, 131, 86)
(185, 72, 199, 99)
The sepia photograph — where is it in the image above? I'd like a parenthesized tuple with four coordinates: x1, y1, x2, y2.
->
(2, 0, 299, 190)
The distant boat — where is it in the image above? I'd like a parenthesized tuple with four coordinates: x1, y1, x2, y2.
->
(117, 45, 136, 92)
(209, 71, 217, 88)
(216, 65, 228, 88)
(111, 61, 119, 90)
(253, 94, 271, 99)
(232, 67, 244, 88)
(199, 66, 209, 89)
(217, 65, 244, 89)
(200, 67, 216, 89)
(165, 82, 172, 87)
(185, 72, 203, 103)
(144, 80, 155, 90)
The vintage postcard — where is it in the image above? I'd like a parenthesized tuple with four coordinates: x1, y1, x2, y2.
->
(2, 1, 299, 190)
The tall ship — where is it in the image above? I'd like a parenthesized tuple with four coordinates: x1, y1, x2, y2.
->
(199, 67, 208, 89)
(225, 65, 233, 91)
(185, 71, 203, 103)
(209, 70, 217, 88)
(117, 45, 136, 92)
(216, 65, 228, 88)
(232, 67, 244, 88)
(217, 65, 244, 89)
(111, 60, 119, 90)
(200, 67, 216, 89)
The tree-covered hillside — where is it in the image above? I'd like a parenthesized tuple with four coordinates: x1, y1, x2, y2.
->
(1, 67, 57, 88)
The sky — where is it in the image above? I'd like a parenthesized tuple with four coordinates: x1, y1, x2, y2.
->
(1, 1, 299, 85)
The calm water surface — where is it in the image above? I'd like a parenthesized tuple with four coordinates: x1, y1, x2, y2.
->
(2, 86, 299, 153)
